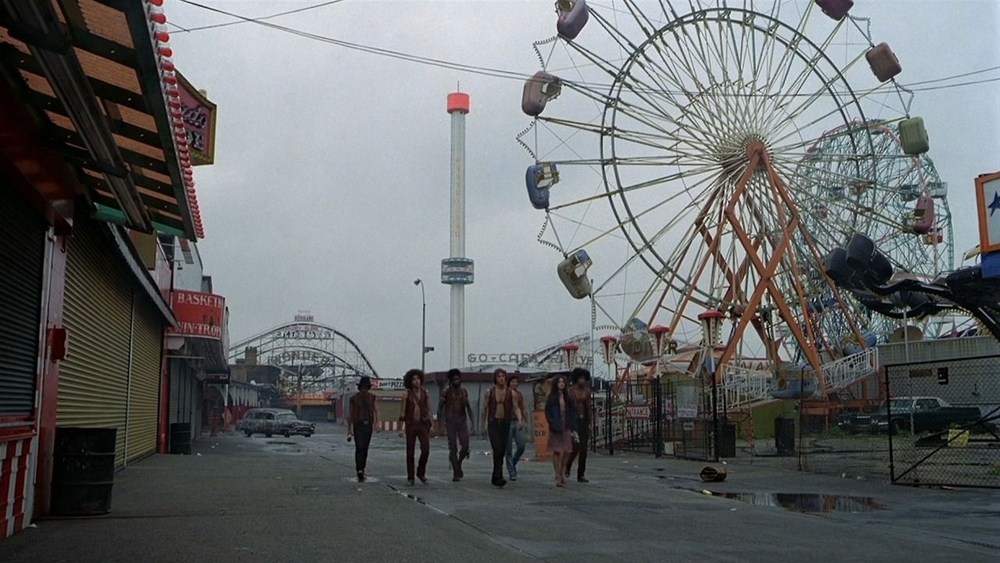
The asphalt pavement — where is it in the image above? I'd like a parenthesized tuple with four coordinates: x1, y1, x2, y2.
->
(1, 422, 997, 562)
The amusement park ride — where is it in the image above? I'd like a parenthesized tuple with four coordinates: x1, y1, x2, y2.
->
(227, 313, 379, 404)
(517, 0, 997, 424)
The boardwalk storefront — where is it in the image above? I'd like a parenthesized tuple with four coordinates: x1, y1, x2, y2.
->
(0, 0, 211, 538)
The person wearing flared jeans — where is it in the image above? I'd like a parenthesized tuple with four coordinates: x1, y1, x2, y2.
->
(405, 421, 430, 483)
(505, 422, 526, 479)
(488, 419, 511, 484)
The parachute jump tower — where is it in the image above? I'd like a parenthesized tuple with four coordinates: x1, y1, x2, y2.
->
(442, 91, 473, 369)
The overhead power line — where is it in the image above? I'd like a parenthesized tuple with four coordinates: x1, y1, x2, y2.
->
(175, 0, 1000, 95)
(171, 0, 348, 33)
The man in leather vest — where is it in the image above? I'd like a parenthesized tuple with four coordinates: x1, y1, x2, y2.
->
(399, 369, 432, 485)
(481, 369, 523, 487)
(438, 369, 474, 482)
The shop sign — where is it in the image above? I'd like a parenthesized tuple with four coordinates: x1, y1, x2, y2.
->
(177, 72, 217, 166)
(168, 290, 225, 339)
(625, 404, 650, 420)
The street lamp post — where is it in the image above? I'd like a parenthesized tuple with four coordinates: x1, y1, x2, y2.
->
(414, 279, 426, 373)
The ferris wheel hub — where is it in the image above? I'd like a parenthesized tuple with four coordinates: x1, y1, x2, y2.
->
(745, 140, 770, 164)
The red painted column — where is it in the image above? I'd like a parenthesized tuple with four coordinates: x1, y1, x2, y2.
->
(35, 229, 70, 517)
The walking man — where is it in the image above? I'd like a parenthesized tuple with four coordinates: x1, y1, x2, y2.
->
(438, 369, 474, 481)
(399, 369, 432, 485)
(566, 367, 592, 483)
(481, 369, 523, 487)
(505, 374, 528, 481)
(348, 376, 380, 482)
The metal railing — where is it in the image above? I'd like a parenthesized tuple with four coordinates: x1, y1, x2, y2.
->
(822, 348, 879, 391)
(720, 348, 878, 406)
(722, 364, 774, 407)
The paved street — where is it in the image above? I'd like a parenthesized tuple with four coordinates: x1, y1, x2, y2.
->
(1, 423, 998, 563)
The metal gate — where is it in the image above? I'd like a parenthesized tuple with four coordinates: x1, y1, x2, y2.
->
(886, 358, 1000, 488)
(59, 219, 133, 469)
(662, 379, 715, 461)
(125, 296, 162, 463)
(594, 377, 717, 460)
(0, 181, 46, 417)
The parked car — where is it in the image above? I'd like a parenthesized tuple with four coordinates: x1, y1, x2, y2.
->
(242, 408, 315, 438)
(837, 397, 985, 435)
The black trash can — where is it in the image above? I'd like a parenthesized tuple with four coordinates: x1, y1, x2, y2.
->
(775, 417, 796, 456)
(51, 427, 117, 516)
(169, 422, 192, 455)
(718, 422, 737, 458)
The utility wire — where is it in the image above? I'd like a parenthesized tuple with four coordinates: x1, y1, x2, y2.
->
(175, 0, 1000, 96)
(172, 0, 348, 33)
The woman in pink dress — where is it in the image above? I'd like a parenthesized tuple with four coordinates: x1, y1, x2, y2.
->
(545, 375, 578, 487)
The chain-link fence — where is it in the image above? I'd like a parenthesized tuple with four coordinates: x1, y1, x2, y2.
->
(590, 353, 1000, 488)
(885, 357, 1000, 488)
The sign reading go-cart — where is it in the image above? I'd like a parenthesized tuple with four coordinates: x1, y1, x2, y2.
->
(167, 290, 225, 339)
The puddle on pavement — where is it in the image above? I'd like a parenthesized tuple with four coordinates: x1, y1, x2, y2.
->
(704, 491, 886, 513)
(266, 440, 297, 445)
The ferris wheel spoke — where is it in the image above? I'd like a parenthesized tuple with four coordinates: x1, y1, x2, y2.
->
(612, 93, 720, 153)
(722, 10, 763, 133)
(771, 158, 914, 236)
(765, 1, 816, 97)
(620, 0, 660, 40)
(564, 41, 637, 84)
(600, 175, 732, 303)
(548, 161, 723, 214)
(536, 117, 608, 170)
(678, 19, 748, 140)
(655, 26, 734, 135)
(759, 16, 850, 131)
(764, 57, 868, 141)
(766, 83, 896, 149)
(615, 163, 729, 199)
(609, 84, 704, 137)
(547, 211, 628, 243)
(610, 121, 718, 160)
(589, 8, 642, 57)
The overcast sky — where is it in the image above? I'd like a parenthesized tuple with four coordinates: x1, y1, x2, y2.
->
(164, 0, 1000, 379)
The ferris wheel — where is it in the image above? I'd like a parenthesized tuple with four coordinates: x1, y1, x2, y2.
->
(519, 0, 931, 389)
(794, 119, 955, 341)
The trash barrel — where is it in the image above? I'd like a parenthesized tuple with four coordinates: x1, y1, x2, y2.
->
(51, 427, 117, 516)
(719, 422, 737, 458)
(170, 422, 192, 455)
(775, 417, 796, 456)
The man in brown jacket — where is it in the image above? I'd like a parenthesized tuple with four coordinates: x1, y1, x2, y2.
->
(399, 369, 432, 485)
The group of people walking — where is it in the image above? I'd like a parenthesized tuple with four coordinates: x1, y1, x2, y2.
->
(347, 367, 593, 487)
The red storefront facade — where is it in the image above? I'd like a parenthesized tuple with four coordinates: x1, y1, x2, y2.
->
(0, 0, 214, 538)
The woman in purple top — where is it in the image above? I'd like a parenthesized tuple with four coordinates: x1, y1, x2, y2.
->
(545, 375, 578, 487)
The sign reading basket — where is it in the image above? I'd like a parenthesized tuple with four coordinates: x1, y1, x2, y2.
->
(168, 290, 225, 339)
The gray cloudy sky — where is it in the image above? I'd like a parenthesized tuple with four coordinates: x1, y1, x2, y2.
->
(165, 0, 1000, 379)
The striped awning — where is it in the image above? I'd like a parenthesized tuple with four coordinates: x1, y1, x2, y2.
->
(0, 0, 205, 239)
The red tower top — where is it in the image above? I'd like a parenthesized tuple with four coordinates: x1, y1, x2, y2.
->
(447, 92, 470, 114)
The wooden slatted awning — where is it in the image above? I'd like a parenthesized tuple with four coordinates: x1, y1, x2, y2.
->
(0, 0, 205, 239)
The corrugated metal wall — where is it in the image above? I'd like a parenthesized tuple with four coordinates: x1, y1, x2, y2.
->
(58, 218, 166, 468)
(126, 297, 161, 463)
(0, 181, 46, 416)
(58, 220, 131, 468)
